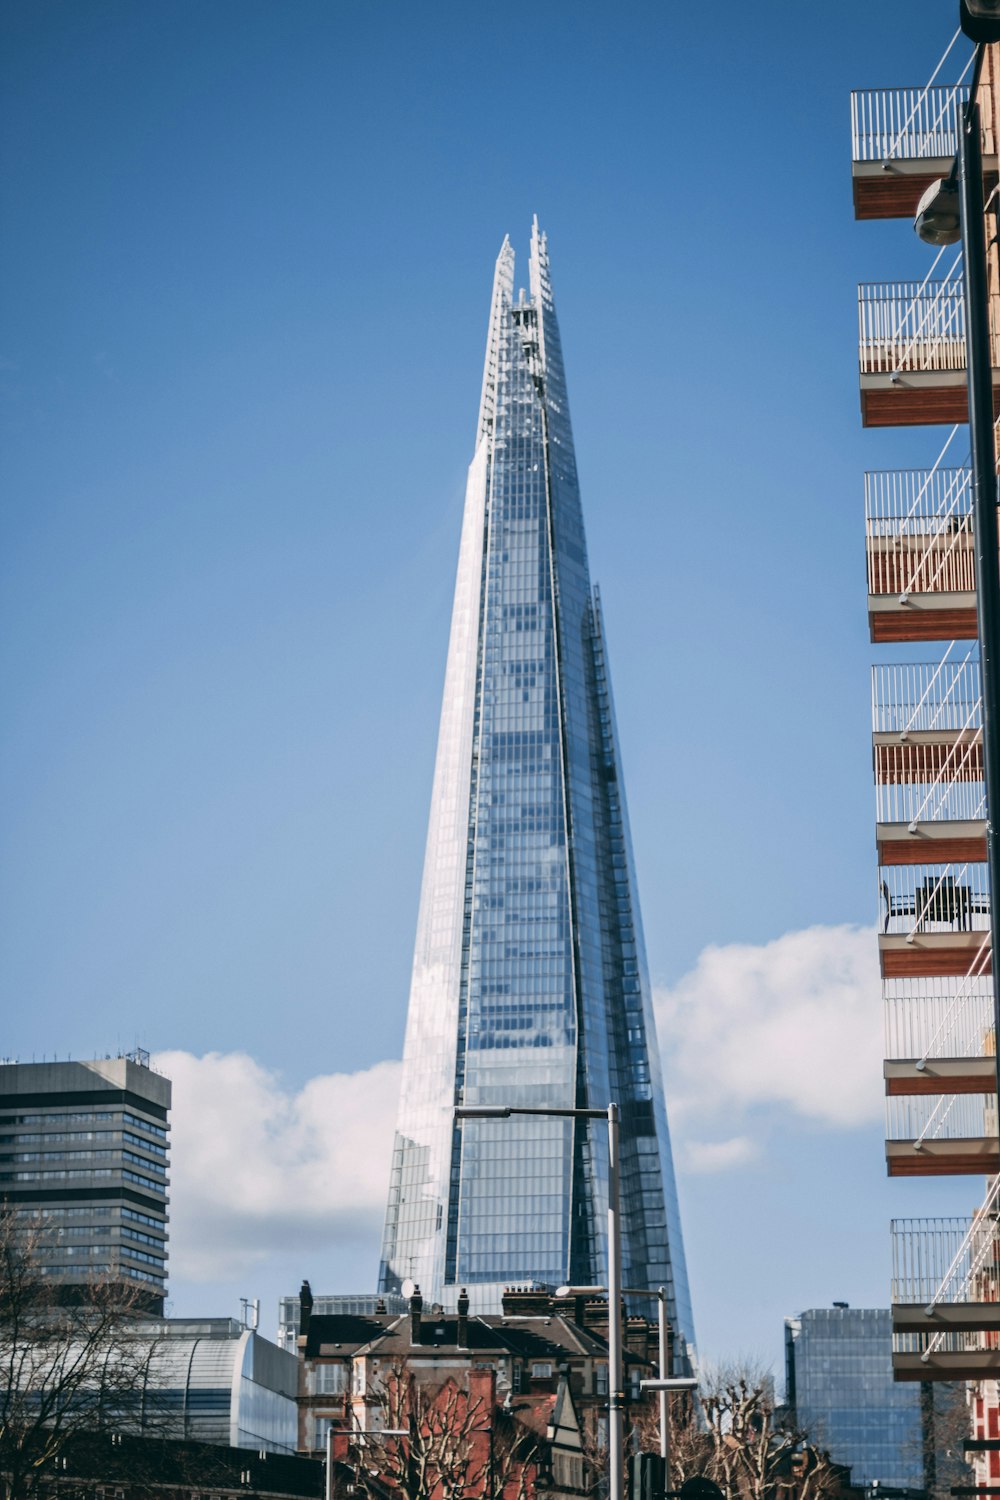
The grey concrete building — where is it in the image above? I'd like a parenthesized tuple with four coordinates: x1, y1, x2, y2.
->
(0, 1050, 170, 1312)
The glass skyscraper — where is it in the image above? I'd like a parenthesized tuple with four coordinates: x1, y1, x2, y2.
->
(378, 221, 693, 1353)
(785, 1308, 924, 1488)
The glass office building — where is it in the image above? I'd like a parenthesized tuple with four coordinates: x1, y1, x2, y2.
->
(785, 1307, 923, 1488)
(378, 220, 693, 1355)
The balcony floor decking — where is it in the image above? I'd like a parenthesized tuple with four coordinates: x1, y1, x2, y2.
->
(860, 369, 1000, 428)
(880, 930, 991, 977)
(886, 1136, 999, 1176)
(877, 820, 987, 866)
(885, 1056, 997, 1095)
(869, 595, 979, 641)
(892, 1348, 1000, 1380)
(852, 159, 999, 220)
(892, 1302, 1000, 1333)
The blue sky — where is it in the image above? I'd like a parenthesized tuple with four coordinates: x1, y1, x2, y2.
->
(0, 0, 981, 1373)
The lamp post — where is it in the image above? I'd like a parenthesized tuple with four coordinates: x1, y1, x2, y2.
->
(455, 1102, 623, 1500)
(557, 1282, 676, 1462)
(638, 1378, 699, 1489)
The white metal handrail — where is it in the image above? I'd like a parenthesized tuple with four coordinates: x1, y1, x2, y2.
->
(872, 650, 981, 736)
(860, 266, 969, 379)
(915, 937, 992, 1066)
(881, 860, 991, 938)
(885, 974, 994, 1062)
(927, 1177, 1000, 1313)
(851, 73, 967, 163)
(904, 711, 983, 828)
(885, 1090, 995, 1148)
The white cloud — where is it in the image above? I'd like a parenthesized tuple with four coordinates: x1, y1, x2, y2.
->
(681, 1136, 758, 1174)
(654, 924, 882, 1155)
(155, 1050, 401, 1282)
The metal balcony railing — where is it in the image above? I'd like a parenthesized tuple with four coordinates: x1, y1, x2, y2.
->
(851, 85, 969, 164)
(881, 862, 991, 936)
(872, 655, 982, 735)
(859, 280, 967, 376)
(866, 468, 976, 598)
(886, 1092, 996, 1145)
(891, 1214, 999, 1306)
(893, 1326, 1000, 1357)
(884, 975, 995, 1061)
(875, 744, 984, 825)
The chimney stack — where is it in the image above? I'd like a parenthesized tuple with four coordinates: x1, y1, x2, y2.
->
(457, 1287, 470, 1347)
(299, 1279, 314, 1341)
(409, 1284, 423, 1344)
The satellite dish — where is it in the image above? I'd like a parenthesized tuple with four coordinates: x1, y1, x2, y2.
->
(679, 1479, 725, 1500)
(400, 1278, 417, 1299)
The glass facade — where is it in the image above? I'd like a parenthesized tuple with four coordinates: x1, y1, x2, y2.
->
(786, 1308, 923, 1488)
(378, 222, 692, 1352)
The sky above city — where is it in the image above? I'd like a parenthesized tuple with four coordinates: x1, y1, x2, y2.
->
(0, 0, 982, 1374)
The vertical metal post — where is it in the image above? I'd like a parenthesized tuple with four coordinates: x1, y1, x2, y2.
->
(959, 99, 1000, 1110)
(657, 1288, 668, 1467)
(326, 1426, 334, 1500)
(607, 1103, 624, 1500)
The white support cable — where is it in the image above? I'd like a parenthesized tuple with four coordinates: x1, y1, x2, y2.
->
(884, 29, 964, 162)
(918, 1180, 1000, 1367)
(891, 250, 964, 379)
(906, 706, 983, 829)
(907, 859, 973, 943)
(900, 642, 958, 739)
(900, 462, 971, 598)
(916, 934, 992, 1066)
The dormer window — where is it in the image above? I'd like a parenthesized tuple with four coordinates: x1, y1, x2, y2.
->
(531, 1361, 552, 1378)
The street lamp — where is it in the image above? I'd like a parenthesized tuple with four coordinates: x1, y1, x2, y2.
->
(455, 1102, 624, 1500)
(638, 1378, 700, 1488)
(556, 1282, 677, 1464)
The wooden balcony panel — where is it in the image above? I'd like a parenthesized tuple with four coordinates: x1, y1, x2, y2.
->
(874, 739, 983, 781)
(869, 599, 979, 642)
(892, 1348, 1000, 1380)
(877, 821, 988, 866)
(885, 1056, 997, 1095)
(880, 931, 992, 978)
(886, 1137, 999, 1176)
(852, 161, 999, 221)
(860, 371, 1000, 428)
(892, 1302, 1000, 1333)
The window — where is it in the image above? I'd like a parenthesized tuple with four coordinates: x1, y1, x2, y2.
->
(531, 1361, 552, 1378)
(595, 1363, 608, 1396)
(316, 1362, 348, 1395)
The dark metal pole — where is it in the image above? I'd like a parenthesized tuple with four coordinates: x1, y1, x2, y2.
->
(959, 98, 1000, 1114)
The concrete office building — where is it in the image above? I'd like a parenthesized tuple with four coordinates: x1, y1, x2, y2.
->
(0, 1051, 170, 1312)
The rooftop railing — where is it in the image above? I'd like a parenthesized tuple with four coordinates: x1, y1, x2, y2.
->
(851, 85, 969, 164)
(884, 974, 994, 1062)
(859, 280, 967, 376)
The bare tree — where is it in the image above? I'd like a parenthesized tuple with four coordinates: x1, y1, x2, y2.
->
(0, 1211, 162, 1500)
(647, 1363, 843, 1500)
(348, 1362, 540, 1500)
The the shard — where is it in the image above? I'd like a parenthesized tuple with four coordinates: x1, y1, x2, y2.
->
(378, 221, 693, 1354)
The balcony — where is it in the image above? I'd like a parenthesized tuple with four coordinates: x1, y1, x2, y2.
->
(891, 1194, 1000, 1379)
(879, 861, 991, 977)
(886, 1092, 997, 1177)
(865, 468, 982, 641)
(858, 280, 1000, 427)
(892, 1213, 1000, 1338)
(850, 85, 985, 219)
(873, 658, 986, 862)
(884, 974, 995, 1098)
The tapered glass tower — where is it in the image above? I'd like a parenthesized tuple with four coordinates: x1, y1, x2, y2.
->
(378, 221, 693, 1352)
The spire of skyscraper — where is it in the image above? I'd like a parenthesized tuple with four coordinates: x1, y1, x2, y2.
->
(378, 224, 694, 1355)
